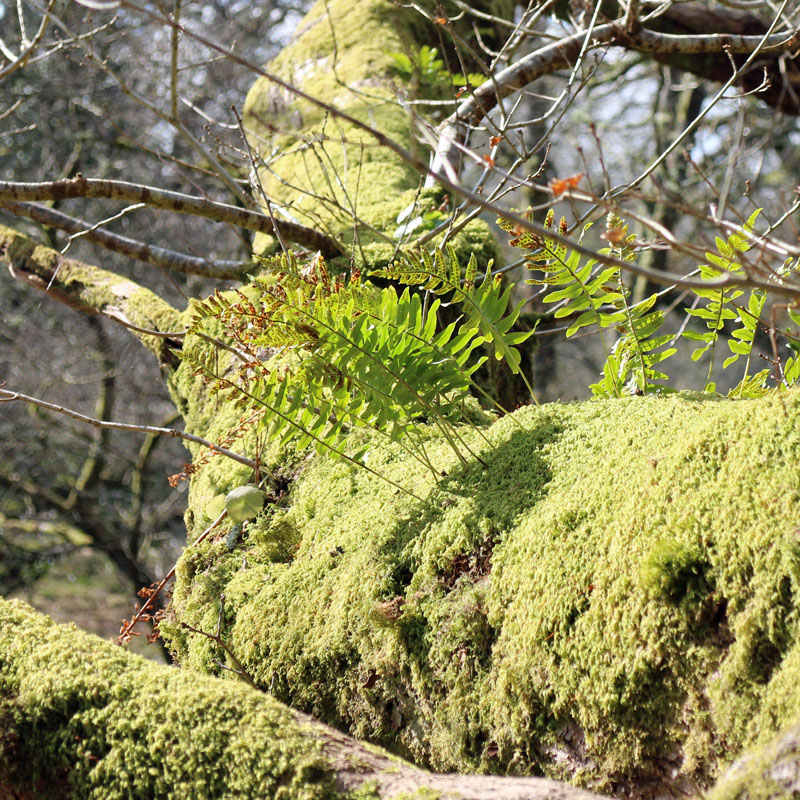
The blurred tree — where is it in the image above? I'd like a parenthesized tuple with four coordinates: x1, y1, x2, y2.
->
(0, 0, 309, 619)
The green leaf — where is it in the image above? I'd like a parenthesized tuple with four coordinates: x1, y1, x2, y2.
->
(225, 486, 265, 523)
(205, 493, 226, 520)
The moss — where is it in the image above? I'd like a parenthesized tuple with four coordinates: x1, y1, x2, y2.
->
(640, 536, 713, 604)
(242, 0, 502, 272)
(0, 599, 346, 800)
(708, 719, 800, 800)
(163, 390, 800, 795)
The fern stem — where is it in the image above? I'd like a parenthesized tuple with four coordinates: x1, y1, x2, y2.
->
(215, 374, 427, 503)
(617, 273, 646, 396)
(706, 290, 725, 390)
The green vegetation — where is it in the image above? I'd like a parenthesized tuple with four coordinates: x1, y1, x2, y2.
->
(0, 599, 342, 800)
(162, 389, 800, 794)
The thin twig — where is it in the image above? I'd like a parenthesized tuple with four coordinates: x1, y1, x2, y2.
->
(180, 594, 258, 688)
(0, 387, 258, 470)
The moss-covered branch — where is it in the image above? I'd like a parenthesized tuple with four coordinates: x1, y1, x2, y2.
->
(0, 223, 182, 365)
(0, 598, 607, 800)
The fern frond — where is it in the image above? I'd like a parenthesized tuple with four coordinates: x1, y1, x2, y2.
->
(683, 210, 760, 391)
(374, 244, 534, 374)
(500, 209, 674, 396)
(189, 251, 507, 482)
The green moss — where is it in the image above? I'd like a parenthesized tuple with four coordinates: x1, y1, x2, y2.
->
(242, 0, 502, 271)
(164, 391, 800, 794)
(708, 719, 800, 800)
(640, 536, 712, 603)
(0, 599, 345, 800)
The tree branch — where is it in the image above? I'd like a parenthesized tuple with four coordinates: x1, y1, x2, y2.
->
(433, 11, 798, 181)
(0, 387, 259, 471)
(0, 597, 607, 800)
(0, 223, 183, 366)
(63, 316, 114, 510)
(1, 200, 251, 278)
(0, 0, 54, 81)
(0, 175, 344, 258)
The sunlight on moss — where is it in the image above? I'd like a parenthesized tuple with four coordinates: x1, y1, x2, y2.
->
(0, 600, 339, 800)
(161, 390, 800, 794)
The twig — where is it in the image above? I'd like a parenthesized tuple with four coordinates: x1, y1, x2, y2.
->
(0, 387, 258, 470)
(0, 0, 54, 81)
(180, 594, 258, 688)
(116, 509, 228, 645)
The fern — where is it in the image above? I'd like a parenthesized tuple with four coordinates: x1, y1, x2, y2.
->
(373, 243, 535, 377)
(785, 354, 800, 387)
(184, 213, 800, 503)
(186, 251, 500, 489)
(723, 290, 767, 397)
(499, 209, 675, 396)
(682, 210, 760, 393)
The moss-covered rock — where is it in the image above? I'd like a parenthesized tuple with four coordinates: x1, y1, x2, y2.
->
(242, 0, 502, 272)
(161, 390, 800, 796)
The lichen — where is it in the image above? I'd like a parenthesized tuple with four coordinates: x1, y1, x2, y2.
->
(162, 390, 800, 795)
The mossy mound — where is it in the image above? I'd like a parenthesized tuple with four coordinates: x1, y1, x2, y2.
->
(0, 600, 339, 800)
(162, 391, 800, 796)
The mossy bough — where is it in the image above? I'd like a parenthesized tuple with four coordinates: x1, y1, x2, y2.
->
(0, 599, 335, 800)
(0, 599, 606, 800)
(163, 391, 800, 796)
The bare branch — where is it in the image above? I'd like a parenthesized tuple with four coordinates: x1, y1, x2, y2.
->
(1, 200, 251, 278)
(434, 15, 798, 182)
(0, 387, 259, 471)
(0, 0, 54, 81)
(0, 175, 344, 258)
